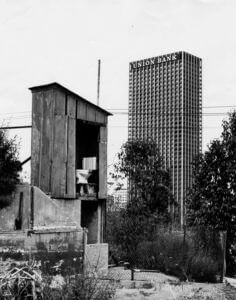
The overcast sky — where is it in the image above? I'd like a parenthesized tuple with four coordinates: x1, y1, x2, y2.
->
(0, 0, 236, 180)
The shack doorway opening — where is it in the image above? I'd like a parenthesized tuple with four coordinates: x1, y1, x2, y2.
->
(81, 200, 98, 244)
(76, 121, 99, 197)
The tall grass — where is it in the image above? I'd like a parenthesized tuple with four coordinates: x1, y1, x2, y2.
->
(109, 227, 222, 282)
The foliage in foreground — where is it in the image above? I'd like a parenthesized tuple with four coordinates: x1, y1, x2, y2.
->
(41, 274, 115, 300)
(0, 262, 115, 300)
(186, 111, 236, 275)
(108, 223, 223, 283)
(0, 129, 21, 208)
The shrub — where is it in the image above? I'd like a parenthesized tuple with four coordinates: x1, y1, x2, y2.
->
(71, 274, 114, 300)
(0, 262, 115, 300)
(41, 273, 115, 300)
(0, 129, 21, 208)
(109, 226, 222, 283)
(189, 254, 219, 283)
(134, 231, 192, 280)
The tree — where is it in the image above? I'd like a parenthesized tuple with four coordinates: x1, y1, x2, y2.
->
(111, 138, 174, 214)
(186, 111, 236, 275)
(0, 129, 22, 208)
(107, 139, 174, 262)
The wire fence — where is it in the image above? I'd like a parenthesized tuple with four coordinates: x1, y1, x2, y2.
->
(107, 227, 226, 283)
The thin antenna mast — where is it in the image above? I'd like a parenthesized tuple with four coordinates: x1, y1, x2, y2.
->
(97, 59, 101, 106)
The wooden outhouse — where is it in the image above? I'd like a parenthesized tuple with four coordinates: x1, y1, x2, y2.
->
(29, 82, 112, 243)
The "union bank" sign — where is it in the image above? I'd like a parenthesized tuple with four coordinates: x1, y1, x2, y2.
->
(130, 53, 179, 70)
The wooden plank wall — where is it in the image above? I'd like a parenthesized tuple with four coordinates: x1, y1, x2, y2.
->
(31, 87, 108, 200)
(51, 89, 67, 198)
(31, 92, 42, 188)
(51, 91, 77, 198)
(98, 126, 107, 199)
(77, 101, 107, 125)
(66, 95, 76, 198)
(41, 91, 54, 192)
(31, 90, 54, 192)
(31, 89, 77, 199)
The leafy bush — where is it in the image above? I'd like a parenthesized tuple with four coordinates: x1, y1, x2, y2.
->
(189, 254, 218, 283)
(0, 129, 21, 208)
(109, 226, 222, 282)
(133, 231, 191, 280)
(0, 262, 115, 300)
(41, 273, 115, 300)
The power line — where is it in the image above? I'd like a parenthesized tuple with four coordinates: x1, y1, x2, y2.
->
(109, 125, 221, 129)
(0, 111, 31, 115)
(111, 125, 210, 129)
(0, 105, 235, 116)
(0, 125, 220, 130)
(202, 105, 236, 109)
(0, 113, 231, 120)
(107, 105, 236, 110)
(0, 115, 31, 120)
(111, 112, 231, 116)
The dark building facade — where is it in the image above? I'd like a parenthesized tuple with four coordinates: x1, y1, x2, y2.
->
(128, 51, 202, 225)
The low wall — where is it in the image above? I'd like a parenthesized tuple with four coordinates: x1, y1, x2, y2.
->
(0, 184, 31, 231)
(33, 187, 81, 228)
(0, 184, 84, 274)
(0, 228, 84, 252)
(84, 243, 108, 276)
(0, 185, 82, 232)
(0, 228, 84, 275)
(0, 185, 108, 275)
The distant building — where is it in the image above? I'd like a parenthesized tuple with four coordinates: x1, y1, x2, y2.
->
(128, 51, 202, 225)
(107, 188, 128, 211)
(114, 188, 128, 209)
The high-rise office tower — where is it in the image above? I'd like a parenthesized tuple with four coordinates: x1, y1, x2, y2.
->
(128, 51, 202, 225)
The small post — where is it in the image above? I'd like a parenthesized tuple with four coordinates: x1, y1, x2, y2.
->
(131, 269, 134, 281)
(32, 276, 36, 300)
(183, 224, 186, 245)
(83, 228, 88, 250)
(220, 230, 227, 283)
(97, 59, 101, 106)
(30, 186, 34, 229)
(97, 201, 101, 243)
(83, 228, 88, 274)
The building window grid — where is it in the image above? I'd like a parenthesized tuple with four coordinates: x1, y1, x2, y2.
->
(129, 53, 201, 217)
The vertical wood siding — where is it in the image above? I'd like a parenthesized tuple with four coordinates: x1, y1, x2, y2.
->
(31, 85, 108, 200)
(98, 126, 107, 199)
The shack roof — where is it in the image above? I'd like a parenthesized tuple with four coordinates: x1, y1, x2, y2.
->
(29, 82, 112, 116)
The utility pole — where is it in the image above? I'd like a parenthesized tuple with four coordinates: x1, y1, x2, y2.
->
(0, 125, 32, 130)
(97, 59, 101, 106)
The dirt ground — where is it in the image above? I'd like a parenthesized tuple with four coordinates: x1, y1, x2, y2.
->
(114, 282, 225, 300)
(1, 261, 235, 299)
(106, 267, 231, 300)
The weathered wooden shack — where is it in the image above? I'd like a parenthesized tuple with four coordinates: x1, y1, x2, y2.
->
(30, 82, 111, 243)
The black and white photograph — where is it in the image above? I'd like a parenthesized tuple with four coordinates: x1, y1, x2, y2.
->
(0, 0, 236, 299)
